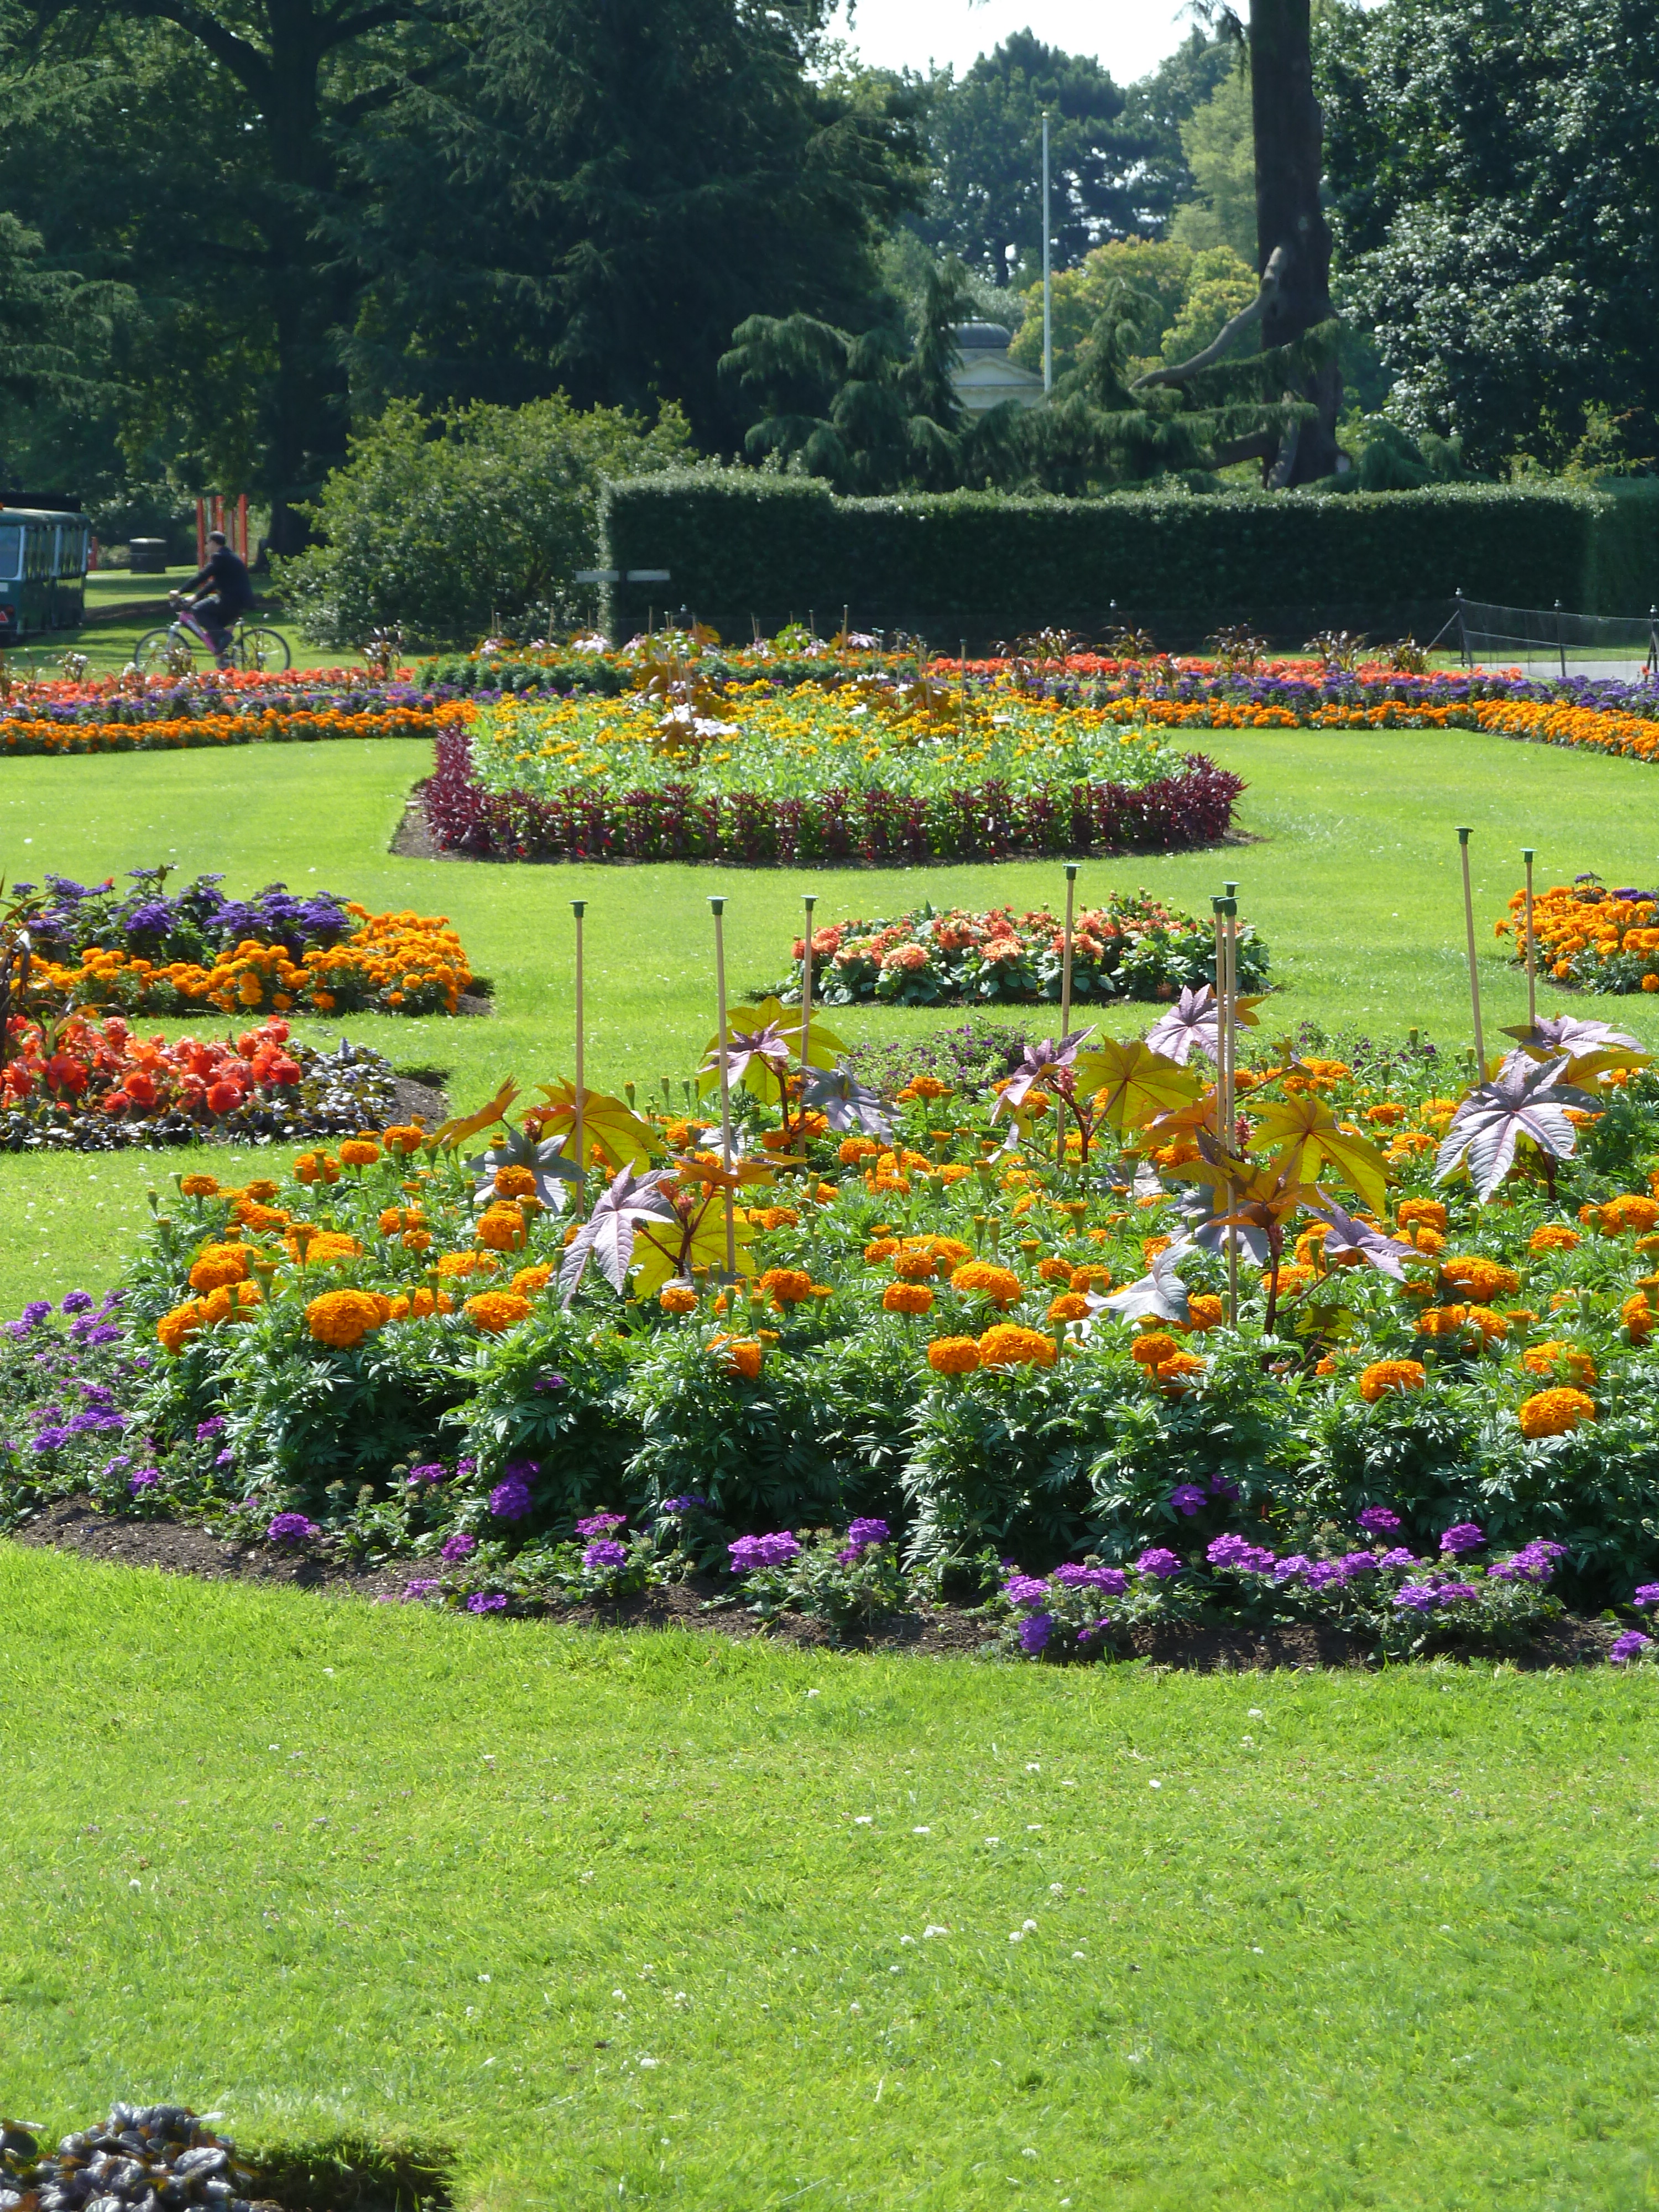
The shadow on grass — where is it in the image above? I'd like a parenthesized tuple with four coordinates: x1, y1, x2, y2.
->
(251, 2136, 455, 2212)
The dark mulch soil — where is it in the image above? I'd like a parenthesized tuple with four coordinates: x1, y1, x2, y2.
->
(7, 1497, 1624, 1670)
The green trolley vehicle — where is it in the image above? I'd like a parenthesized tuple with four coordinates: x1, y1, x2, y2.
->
(0, 506, 90, 646)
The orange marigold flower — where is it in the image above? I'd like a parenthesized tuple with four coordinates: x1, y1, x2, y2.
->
(293, 1151, 340, 1186)
(233, 1199, 289, 1230)
(307, 1288, 393, 1349)
(512, 1264, 555, 1295)
(1529, 1223, 1580, 1253)
(949, 1261, 1022, 1307)
(863, 1238, 900, 1264)
(926, 1237, 972, 1268)
(1314, 1354, 1338, 1376)
(1596, 1194, 1659, 1235)
(717, 1336, 763, 1381)
(475, 1206, 529, 1253)
(893, 1248, 939, 1282)
(1186, 1293, 1224, 1331)
(1396, 1199, 1448, 1234)
(1517, 1385, 1595, 1438)
(1156, 1350, 1206, 1391)
(437, 1250, 495, 1279)
(1521, 1340, 1598, 1385)
(1439, 1255, 1520, 1300)
(1070, 1264, 1113, 1293)
(243, 1180, 279, 1203)
(1141, 1235, 1172, 1266)
(464, 1290, 533, 1334)
(1130, 1331, 1182, 1369)
(1046, 1292, 1090, 1323)
(338, 1138, 382, 1167)
(1623, 1290, 1655, 1341)
(1358, 1359, 1427, 1402)
(382, 1124, 427, 1155)
(883, 1281, 935, 1316)
(840, 1137, 881, 1166)
(493, 1164, 539, 1200)
(1037, 1255, 1073, 1284)
(189, 1242, 251, 1293)
(1416, 1304, 1470, 1338)
(156, 1301, 205, 1355)
(1261, 1262, 1318, 1298)
(659, 1282, 698, 1314)
(755, 1206, 801, 1232)
(759, 1267, 815, 1307)
(927, 1334, 981, 1375)
(978, 1323, 1056, 1368)
(178, 1172, 220, 1198)
(1365, 1102, 1406, 1126)
(1462, 1305, 1509, 1342)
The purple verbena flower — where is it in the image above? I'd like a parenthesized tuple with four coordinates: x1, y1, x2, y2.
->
(1272, 1554, 1312, 1582)
(1610, 1629, 1653, 1664)
(1378, 1547, 1417, 1569)
(1002, 1573, 1051, 1608)
(267, 1512, 320, 1543)
(1435, 1582, 1480, 1606)
(1207, 1474, 1239, 1501)
(1135, 1547, 1182, 1580)
(728, 1531, 800, 1574)
(1170, 1484, 1207, 1517)
(1357, 1506, 1401, 1536)
(1053, 1563, 1126, 1594)
(583, 1538, 627, 1571)
(843, 1517, 890, 1556)
(1340, 1551, 1380, 1575)
(534, 1373, 567, 1393)
(1439, 1522, 1485, 1556)
(441, 1532, 477, 1564)
(575, 1510, 627, 1537)
(32, 1427, 70, 1452)
(489, 1473, 534, 1521)
(466, 1593, 509, 1614)
(407, 1462, 445, 1486)
(20, 1301, 53, 1326)
(196, 1417, 226, 1442)
(60, 1291, 95, 1316)
(658, 1494, 709, 1515)
(1393, 1584, 1439, 1613)
(1306, 1561, 1348, 1592)
(128, 1467, 160, 1494)
(1017, 1613, 1053, 1656)
(402, 1578, 442, 1602)
(1634, 1584, 1659, 1608)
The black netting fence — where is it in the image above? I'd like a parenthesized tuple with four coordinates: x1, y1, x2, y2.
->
(1445, 596, 1659, 680)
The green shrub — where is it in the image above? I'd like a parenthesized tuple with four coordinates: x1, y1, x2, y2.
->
(276, 395, 693, 648)
(599, 471, 1636, 646)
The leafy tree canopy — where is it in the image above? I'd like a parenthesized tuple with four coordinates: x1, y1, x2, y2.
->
(1322, 0, 1659, 472)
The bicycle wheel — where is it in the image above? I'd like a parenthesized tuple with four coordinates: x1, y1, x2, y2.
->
(133, 625, 204, 676)
(234, 625, 291, 673)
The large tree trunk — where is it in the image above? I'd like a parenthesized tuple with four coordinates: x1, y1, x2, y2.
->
(1250, 0, 1340, 484)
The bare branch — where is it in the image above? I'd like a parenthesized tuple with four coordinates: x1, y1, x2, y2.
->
(1131, 243, 1290, 391)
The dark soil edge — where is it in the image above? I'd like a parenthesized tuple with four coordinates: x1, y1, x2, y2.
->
(5, 1498, 1623, 1672)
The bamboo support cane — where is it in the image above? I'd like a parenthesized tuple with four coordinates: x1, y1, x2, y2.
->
(1058, 862, 1077, 1170)
(1220, 895, 1239, 1329)
(800, 890, 816, 1145)
(571, 900, 586, 1219)
(1521, 846, 1537, 1029)
(710, 895, 736, 1272)
(1457, 827, 1486, 1073)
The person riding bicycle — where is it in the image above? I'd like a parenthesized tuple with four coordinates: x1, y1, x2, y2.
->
(175, 530, 254, 665)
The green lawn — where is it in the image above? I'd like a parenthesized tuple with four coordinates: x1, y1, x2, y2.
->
(3, 719, 1659, 1311)
(3, 1545, 1656, 2211)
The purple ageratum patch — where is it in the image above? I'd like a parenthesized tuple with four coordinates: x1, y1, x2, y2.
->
(1635, 1584, 1659, 1608)
(1170, 1484, 1207, 1517)
(1207, 1533, 1276, 1573)
(583, 1538, 628, 1571)
(1340, 1551, 1380, 1575)
(1357, 1506, 1401, 1536)
(128, 1467, 160, 1494)
(575, 1511, 627, 1537)
(1135, 1547, 1183, 1580)
(1272, 1554, 1312, 1582)
(1017, 1613, 1053, 1656)
(32, 1427, 70, 1452)
(402, 1578, 442, 1603)
(441, 1532, 477, 1564)
(467, 1593, 509, 1614)
(1610, 1630, 1654, 1664)
(1439, 1522, 1485, 1556)
(20, 1301, 53, 1326)
(1434, 1582, 1481, 1606)
(267, 1512, 320, 1543)
(406, 1463, 445, 1487)
(196, 1417, 226, 1442)
(60, 1291, 95, 1316)
(728, 1532, 800, 1574)
(1002, 1574, 1052, 1608)
(1378, 1547, 1418, 1569)
(1306, 1561, 1348, 1592)
(489, 1473, 534, 1521)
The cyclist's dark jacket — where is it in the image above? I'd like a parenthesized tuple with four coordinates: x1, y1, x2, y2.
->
(186, 547, 254, 615)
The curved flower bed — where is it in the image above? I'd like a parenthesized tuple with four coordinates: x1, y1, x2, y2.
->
(1500, 877, 1659, 994)
(14, 998, 1659, 1666)
(0, 702, 472, 754)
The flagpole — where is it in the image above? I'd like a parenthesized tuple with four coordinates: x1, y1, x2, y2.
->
(799, 890, 816, 1149)
(1221, 894, 1239, 1331)
(710, 895, 735, 1272)
(1058, 862, 1077, 1171)
(1457, 827, 1486, 1072)
(1521, 846, 1537, 1029)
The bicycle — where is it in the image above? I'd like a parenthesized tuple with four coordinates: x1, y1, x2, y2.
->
(132, 593, 291, 675)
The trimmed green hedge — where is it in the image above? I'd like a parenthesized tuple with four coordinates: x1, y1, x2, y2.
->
(599, 473, 1650, 648)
